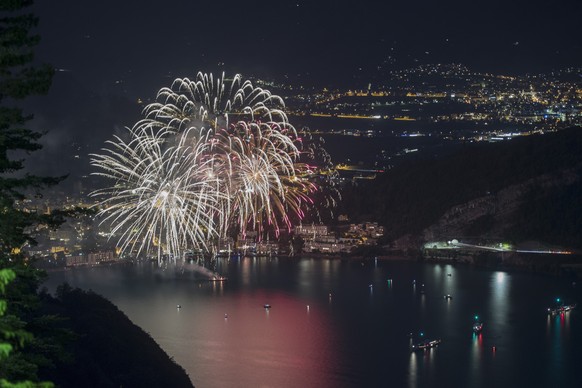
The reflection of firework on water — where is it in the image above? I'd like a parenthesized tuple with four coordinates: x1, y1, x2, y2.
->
(90, 126, 222, 262)
(92, 72, 336, 262)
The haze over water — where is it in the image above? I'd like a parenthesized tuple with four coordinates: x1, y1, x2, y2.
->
(44, 258, 582, 387)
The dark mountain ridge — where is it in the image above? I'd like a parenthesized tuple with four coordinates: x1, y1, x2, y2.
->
(343, 127, 582, 251)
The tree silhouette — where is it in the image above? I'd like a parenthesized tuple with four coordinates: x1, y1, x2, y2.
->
(0, 1, 63, 386)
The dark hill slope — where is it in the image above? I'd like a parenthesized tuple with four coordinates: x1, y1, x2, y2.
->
(37, 285, 193, 388)
(343, 127, 582, 248)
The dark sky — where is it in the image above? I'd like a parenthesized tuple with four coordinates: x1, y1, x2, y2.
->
(33, 0, 582, 93)
(16, 0, 582, 184)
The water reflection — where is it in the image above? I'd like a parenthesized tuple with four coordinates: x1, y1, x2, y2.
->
(423, 348, 436, 382)
(210, 279, 224, 296)
(408, 352, 418, 388)
(443, 264, 456, 295)
(194, 291, 342, 387)
(241, 256, 251, 285)
(546, 308, 572, 384)
(43, 260, 582, 388)
(490, 271, 510, 334)
(470, 332, 483, 385)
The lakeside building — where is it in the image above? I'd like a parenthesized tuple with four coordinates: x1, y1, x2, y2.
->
(295, 224, 330, 238)
(297, 222, 385, 254)
(256, 241, 279, 256)
(217, 237, 235, 255)
(347, 222, 385, 239)
(66, 251, 117, 267)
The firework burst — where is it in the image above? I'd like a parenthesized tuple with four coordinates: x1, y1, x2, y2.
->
(212, 121, 316, 238)
(90, 126, 222, 262)
(138, 72, 290, 134)
(91, 72, 336, 261)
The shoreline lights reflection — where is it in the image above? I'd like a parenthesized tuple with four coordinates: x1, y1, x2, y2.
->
(42, 259, 582, 388)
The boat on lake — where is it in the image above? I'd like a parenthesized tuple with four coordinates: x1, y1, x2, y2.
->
(473, 322, 483, 333)
(548, 303, 576, 315)
(411, 339, 441, 351)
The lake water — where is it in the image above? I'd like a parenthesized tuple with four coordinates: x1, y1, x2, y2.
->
(44, 258, 582, 388)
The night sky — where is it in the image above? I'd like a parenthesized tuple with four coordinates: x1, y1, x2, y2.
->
(33, 0, 582, 92)
(17, 0, 582, 181)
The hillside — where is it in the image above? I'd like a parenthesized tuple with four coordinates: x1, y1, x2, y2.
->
(342, 127, 582, 250)
(36, 285, 194, 388)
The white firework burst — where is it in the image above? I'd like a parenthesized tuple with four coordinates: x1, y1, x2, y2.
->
(212, 121, 315, 238)
(91, 72, 335, 260)
(90, 126, 222, 262)
(138, 72, 290, 134)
